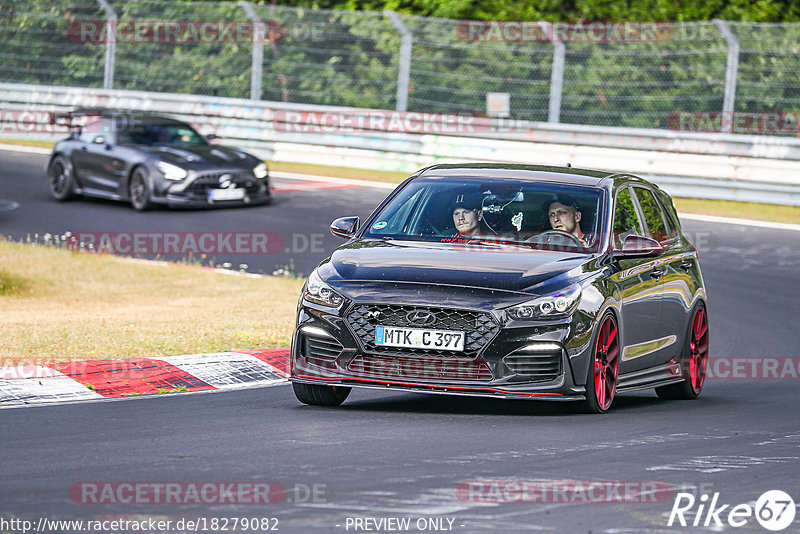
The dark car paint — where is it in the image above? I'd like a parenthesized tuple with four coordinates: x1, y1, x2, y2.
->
(323, 241, 590, 294)
(290, 164, 706, 400)
(46, 114, 270, 207)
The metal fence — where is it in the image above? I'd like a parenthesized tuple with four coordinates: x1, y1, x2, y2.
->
(1, 0, 799, 131)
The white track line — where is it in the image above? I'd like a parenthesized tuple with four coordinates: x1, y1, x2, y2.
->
(270, 170, 396, 190)
(0, 366, 102, 406)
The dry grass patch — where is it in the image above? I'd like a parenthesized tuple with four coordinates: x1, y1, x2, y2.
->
(0, 138, 55, 149)
(674, 197, 800, 225)
(0, 239, 303, 367)
(268, 160, 408, 184)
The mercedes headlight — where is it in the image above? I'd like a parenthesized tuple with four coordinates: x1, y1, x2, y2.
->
(157, 161, 188, 181)
(253, 163, 268, 179)
(507, 284, 581, 320)
(304, 268, 344, 308)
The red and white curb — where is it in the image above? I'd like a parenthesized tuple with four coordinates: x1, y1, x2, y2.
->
(0, 348, 291, 409)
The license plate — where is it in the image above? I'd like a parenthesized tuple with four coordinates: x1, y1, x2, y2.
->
(208, 188, 245, 201)
(375, 326, 465, 351)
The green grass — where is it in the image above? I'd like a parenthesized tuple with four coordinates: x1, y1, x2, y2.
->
(0, 271, 33, 295)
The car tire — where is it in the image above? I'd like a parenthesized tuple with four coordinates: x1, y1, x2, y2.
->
(292, 382, 351, 406)
(656, 303, 708, 400)
(581, 312, 620, 414)
(47, 155, 75, 201)
(129, 167, 153, 211)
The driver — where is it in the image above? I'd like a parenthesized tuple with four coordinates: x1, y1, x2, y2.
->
(452, 193, 484, 237)
(545, 194, 590, 246)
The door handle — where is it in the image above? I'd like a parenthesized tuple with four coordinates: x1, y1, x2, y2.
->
(680, 260, 693, 271)
(80, 146, 88, 151)
(650, 269, 664, 280)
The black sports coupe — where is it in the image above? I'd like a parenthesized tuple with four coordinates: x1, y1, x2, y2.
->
(290, 164, 709, 413)
(45, 110, 271, 210)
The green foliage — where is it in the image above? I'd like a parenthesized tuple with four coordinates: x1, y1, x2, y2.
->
(632, 187, 668, 241)
(613, 188, 639, 247)
(0, 0, 798, 130)
(265, 0, 800, 22)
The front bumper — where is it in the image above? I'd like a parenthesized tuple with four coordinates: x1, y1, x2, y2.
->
(290, 299, 597, 400)
(151, 169, 271, 208)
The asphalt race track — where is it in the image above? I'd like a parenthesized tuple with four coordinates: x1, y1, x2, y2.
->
(2, 148, 800, 533)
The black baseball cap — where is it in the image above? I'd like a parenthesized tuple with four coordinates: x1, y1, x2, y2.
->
(452, 192, 483, 211)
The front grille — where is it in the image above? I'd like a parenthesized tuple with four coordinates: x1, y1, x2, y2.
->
(185, 172, 258, 196)
(503, 349, 562, 381)
(348, 354, 493, 381)
(346, 304, 500, 358)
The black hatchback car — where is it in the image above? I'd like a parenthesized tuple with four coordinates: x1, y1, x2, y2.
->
(290, 164, 709, 413)
(46, 110, 271, 210)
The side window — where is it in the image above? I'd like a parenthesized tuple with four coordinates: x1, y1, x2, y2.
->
(633, 188, 670, 243)
(78, 117, 105, 144)
(654, 191, 679, 239)
(370, 186, 425, 235)
(613, 187, 643, 249)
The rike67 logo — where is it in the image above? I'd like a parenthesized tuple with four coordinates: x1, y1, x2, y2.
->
(668, 490, 796, 531)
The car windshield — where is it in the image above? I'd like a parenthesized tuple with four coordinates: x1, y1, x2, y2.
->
(363, 177, 605, 252)
(118, 122, 207, 147)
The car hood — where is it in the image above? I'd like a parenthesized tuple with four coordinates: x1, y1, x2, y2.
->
(140, 145, 254, 168)
(321, 238, 597, 296)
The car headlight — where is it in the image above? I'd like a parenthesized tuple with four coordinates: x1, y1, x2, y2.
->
(507, 284, 582, 320)
(157, 161, 188, 181)
(253, 163, 268, 179)
(304, 268, 344, 308)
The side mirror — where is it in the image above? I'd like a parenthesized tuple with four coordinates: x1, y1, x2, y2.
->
(330, 216, 360, 239)
(205, 133, 219, 141)
(614, 234, 663, 259)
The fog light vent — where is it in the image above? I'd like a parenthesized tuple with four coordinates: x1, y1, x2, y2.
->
(503, 345, 562, 380)
(303, 335, 343, 363)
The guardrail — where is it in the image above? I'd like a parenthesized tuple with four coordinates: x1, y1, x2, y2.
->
(1, 82, 800, 206)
